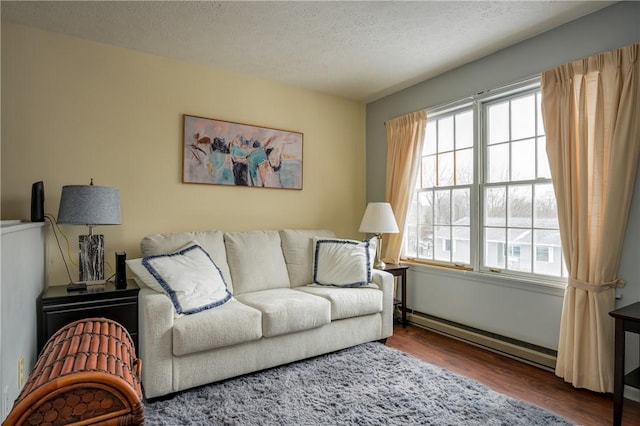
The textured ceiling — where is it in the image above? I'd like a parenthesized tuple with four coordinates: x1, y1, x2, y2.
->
(1, 1, 613, 102)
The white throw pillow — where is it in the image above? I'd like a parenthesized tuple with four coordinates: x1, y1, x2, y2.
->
(126, 242, 232, 315)
(312, 238, 373, 287)
(140, 230, 233, 293)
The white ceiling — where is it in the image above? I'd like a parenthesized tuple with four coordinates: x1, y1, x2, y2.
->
(1, 1, 614, 102)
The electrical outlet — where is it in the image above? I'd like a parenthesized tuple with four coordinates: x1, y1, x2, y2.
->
(17, 356, 25, 389)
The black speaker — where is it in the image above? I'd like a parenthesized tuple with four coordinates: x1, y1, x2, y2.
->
(115, 252, 127, 289)
(31, 181, 45, 222)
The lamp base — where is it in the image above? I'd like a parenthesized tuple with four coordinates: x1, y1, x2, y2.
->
(373, 259, 386, 270)
(79, 234, 105, 282)
(67, 282, 88, 292)
(373, 234, 386, 270)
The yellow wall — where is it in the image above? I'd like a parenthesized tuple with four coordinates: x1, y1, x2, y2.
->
(1, 23, 367, 285)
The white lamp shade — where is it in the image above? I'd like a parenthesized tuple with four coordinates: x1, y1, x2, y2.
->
(58, 185, 121, 226)
(358, 202, 399, 234)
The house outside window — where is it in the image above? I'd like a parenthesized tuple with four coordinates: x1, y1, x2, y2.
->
(403, 80, 567, 281)
(536, 246, 553, 263)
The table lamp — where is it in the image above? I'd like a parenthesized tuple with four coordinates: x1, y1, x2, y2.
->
(58, 179, 121, 284)
(358, 202, 399, 269)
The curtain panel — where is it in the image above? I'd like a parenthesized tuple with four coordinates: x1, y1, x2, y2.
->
(383, 111, 427, 264)
(541, 44, 640, 393)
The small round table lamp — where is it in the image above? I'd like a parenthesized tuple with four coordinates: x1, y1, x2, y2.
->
(359, 202, 399, 269)
(57, 180, 121, 283)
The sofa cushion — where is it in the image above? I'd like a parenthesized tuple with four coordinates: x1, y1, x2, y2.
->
(140, 230, 233, 293)
(235, 289, 330, 337)
(127, 243, 232, 316)
(312, 238, 374, 287)
(225, 230, 290, 294)
(280, 229, 336, 287)
(296, 285, 383, 320)
(172, 299, 263, 356)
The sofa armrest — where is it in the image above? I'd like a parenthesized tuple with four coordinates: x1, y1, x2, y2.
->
(371, 269, 394, 338)
(138, 287, 175, 398)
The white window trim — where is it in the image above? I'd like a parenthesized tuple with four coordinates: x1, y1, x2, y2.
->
(402, 76, 567, 287)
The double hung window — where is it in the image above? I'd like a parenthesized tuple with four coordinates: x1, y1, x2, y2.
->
(403, 80, 567, 281)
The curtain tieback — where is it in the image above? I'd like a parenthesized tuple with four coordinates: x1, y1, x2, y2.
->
(567, 277, 626, 292)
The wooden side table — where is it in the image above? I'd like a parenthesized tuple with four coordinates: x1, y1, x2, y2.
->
(609, 301, 640, 426)
(38, 279, 140, 354)
(382, 264, 409, 327)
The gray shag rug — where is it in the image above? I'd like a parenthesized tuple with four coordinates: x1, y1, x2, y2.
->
(144, 342, 572, 425)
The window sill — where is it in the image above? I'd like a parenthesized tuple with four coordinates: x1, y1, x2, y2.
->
(399, 259, 567, 297)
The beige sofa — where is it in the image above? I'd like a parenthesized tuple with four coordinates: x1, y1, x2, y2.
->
(129, 229, 394, 399)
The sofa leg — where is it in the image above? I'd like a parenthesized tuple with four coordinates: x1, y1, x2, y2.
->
(378, 338, 387, 344)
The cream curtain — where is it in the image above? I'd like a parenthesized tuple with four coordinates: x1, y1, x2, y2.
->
(383, 111, 427, 264)
(541, 44, 640, 393)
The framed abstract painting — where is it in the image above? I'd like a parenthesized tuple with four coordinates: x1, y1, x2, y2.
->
(183, 115, 303, 190)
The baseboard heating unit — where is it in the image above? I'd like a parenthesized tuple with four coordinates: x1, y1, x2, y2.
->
(405, 310, 557, 371)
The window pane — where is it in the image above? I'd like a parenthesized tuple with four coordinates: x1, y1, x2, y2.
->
(434, 226, 451, 261)
(511, 94, 536, 140)
(406, 193, 418, 225)
(456, 148, 473, 185)
(485, 186, 506, 227)
(438, 116, 454, 152)
(424, 121, 437, 155)
(536, 93, 545, 136)
(534, 230, 562, 276)
(438, 152, 454, 186)
(487, 143, 509, 183)
(537, 136, 551, 178)
(435, 190, 451, 225)
(418, 225, 433, 258)
(405, 224, 418, 258)
(484, 227, 506, 269)
(534, 183, 559, 229)
(418, 191, 433, 226)
(456, 110, 473, 149)
(508, 229, 531, 272)
(453, 226, 470, 264)
(452, 188, 470, 225)
(508, 185, 532, 228)
(511, 138, 536, 181)
(421, 155, 436, 188)
(488, 102, 509, 145)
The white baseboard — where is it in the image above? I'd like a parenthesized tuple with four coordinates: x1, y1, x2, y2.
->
(625, 386, 640, 403)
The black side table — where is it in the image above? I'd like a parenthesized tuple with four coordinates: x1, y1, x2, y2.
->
(38, 280, 140, 354)
(609, 301, 640, 426)
(382, 263, 410, 327)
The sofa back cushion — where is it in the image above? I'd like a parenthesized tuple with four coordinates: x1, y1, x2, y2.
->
(279, 229, 335, 287)
(224, 230, 290, 294)
(141, 230, 233, 293)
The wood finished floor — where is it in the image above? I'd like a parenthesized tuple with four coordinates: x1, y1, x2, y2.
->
(386, 323, 640, 426)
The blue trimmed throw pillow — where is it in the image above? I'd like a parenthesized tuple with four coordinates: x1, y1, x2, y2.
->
(127, 242, 232, 315)
(312, 237, 373, 287)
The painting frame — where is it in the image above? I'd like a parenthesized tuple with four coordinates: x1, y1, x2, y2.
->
(183, 114, 303, 190)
